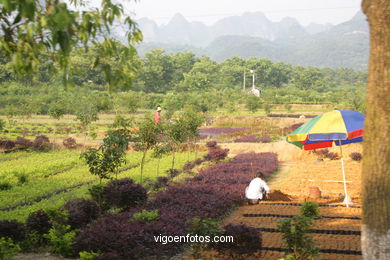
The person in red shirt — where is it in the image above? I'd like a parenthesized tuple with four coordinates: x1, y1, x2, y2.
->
(154, 107, 162, 124)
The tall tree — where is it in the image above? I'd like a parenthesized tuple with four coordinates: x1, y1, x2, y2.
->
(361, 0, 390, 259)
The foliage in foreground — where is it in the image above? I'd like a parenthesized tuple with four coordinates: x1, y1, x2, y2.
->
(277, 202, 320, 260)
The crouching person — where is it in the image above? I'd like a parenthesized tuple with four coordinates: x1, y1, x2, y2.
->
(245, 172, 270, 205)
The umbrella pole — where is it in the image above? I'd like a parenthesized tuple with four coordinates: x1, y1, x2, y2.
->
(339, 141, 350, 207)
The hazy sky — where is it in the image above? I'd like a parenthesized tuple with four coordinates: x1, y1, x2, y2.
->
(123, 0, 362, 26)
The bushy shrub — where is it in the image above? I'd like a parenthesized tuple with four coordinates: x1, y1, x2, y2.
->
(205, 140, 217, 148)
(131, 210, 159, 222)
(278, 203, 319, 260)
(0, 237, 21, 260)
(194, 158, 204, 165)
(166, 169, 180, 178)
(63, 137, 77, 149)
(0, 182, 12, 191)
(15, 172, 28, 184)
(32, 135, 51, 150)
(313, 149, 329, 158)
(215, 224, 262, 257)
(88, 184, 109, 211)
(104, 178, 147, 210)
(0, 140, 15, 150)
(326, 152, 339, 160)
(15, 137, 33, 149)
(78, 251, 100, 260)
(26, 210, 51, 234)
(350, 152, 362, 162)
(204, 147, 229, 161)
(153, 176, 169, 189)
(0, 220, 26, 242)
(187, 217, 223, 258)
(45, 224, 76, 257)
(62, 199, 100, 229)
(301, 201, 319, 219)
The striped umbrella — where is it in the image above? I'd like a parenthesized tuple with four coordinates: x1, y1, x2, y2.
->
(287, 110, 365, 207)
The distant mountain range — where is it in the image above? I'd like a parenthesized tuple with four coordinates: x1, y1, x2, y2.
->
(134, 11, 369, 70)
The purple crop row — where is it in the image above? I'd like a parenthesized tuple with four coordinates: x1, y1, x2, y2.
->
(234, 135, 271, 143)
(268, 114, 317, 118)
(75, 151, 279, 258)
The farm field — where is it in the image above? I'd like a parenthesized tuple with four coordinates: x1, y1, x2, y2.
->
(0, 112, 364, 259)
(0, 149, 201, 221)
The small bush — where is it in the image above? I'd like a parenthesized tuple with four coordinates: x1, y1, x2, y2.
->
(166, 169, 180, 178)
(0, 140, 15, 150)
(278, 203, 319, 260)
(62, 199, 100, 229)
(15, 137, 33, 149)
(0, 182, 12, 191)
(15, 173, 29, 185)
(350, 152, 362, 162)
(205, 140, 217, 148)
(45, 225, 76, 257)
(131, 210, 159, 222)
(26, 210, 51, 234)
(0, 220, 26, 242)
(104, 178, 147, 210)
(33, 135, 51, 151)
(215, 224, 262, 257)
(63, 137, 77, 149)
(78, 251, 100, 260)
(187, 217, 224, 258)
(301, 201, 319, 219)
(153, 176, 169, 190)
(0, 237, 21, 260)
(88, 184, 108, 211)
(326, 152, 339, 160)
(204, 147, 229, 161)
(313, 149, 329, 158)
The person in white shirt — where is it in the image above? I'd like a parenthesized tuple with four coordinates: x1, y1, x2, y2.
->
(245, 172, 270, 205)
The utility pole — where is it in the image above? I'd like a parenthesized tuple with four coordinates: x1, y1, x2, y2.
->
(250, 70, 255, 90)
(243, 71, 246, 91)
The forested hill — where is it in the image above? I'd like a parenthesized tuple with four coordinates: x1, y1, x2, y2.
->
(136, 12, 368, 70)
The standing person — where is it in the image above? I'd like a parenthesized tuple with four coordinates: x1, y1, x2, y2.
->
(245, 172, 270, 205)
(154, 107, 162, 124)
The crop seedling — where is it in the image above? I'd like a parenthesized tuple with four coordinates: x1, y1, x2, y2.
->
(0, 237, 21, 260)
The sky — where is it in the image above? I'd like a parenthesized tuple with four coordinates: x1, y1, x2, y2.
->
(122, 0, 362, 26)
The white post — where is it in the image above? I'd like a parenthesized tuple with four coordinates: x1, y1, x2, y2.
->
(339, 141, 350, 207)
(252, 72, 255, 90)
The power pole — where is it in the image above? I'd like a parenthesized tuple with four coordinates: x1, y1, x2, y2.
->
(243, 71, 246, 91)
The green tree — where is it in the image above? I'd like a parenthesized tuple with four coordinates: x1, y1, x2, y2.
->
(0, 0, 142, 87)
(183, 57, 218, 91)
(132, 118, 161, 184)
(138, 49, 174, 93)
